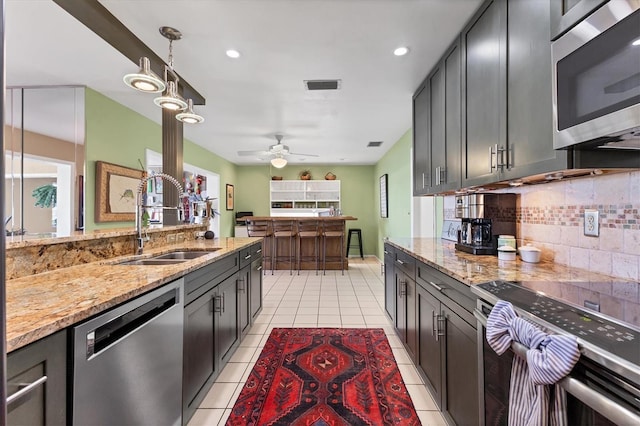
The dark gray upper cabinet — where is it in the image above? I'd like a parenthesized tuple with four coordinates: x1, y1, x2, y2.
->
(413, 39, 462, 195)
(503, 0, 568, 181)
(549, 0, 608, 40)
(443, 42, 462, 192)
(413, 84, 431, 195)
(461, 0, 508, 188)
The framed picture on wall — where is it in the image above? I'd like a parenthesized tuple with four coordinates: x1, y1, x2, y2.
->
(95, 161, 144, 222)
(379, 174, 388, 218)
(226, 184, 234, 211)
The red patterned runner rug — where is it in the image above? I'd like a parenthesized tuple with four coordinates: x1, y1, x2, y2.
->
(226, 328, 421, 425)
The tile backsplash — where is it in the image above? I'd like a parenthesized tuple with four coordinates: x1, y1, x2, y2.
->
(443, 170, 640, 281)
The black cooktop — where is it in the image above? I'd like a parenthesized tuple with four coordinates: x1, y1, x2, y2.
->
(475, 280, 640, 367)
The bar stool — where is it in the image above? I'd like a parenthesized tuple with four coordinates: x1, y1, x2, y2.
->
(272, 220, 297, 275)
(296, 219, 320, 275)
(347, 228, 364, 259)
(246, 219, 272, 275)
(322, 220, 345, 275)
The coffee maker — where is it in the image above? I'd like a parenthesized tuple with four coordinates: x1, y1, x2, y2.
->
(455, 193, 517, 255)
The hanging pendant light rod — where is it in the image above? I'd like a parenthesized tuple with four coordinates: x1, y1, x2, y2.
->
(53, 0, 205, 106)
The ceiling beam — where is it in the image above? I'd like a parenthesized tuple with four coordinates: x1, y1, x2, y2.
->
(52, 0, 206, 105)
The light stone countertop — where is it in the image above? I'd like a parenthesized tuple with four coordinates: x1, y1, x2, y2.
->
(5, 237, 260, 352)
(386, 238, 640, 328)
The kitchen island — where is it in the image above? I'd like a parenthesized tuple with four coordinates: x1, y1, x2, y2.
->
(242, 216, 357, 271)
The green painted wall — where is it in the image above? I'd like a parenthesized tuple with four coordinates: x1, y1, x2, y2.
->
(373, 129, 413, 259)
(85, 89, 238, 236)
(235, 165, 377, 256)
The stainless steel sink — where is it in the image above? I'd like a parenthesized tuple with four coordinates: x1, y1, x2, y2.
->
(118, 259, 188, 266)
(153, 250, 219, 260)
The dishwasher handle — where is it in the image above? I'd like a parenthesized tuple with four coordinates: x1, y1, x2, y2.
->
(87, 287, 179, 358)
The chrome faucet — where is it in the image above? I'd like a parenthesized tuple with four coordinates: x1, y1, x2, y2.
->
(135, 173, 184, 255)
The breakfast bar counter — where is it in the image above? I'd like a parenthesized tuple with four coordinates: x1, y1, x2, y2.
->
(242, 216, 357, 271)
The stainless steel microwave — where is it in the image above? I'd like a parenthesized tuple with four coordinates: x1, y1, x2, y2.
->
(552, 1, 640, 151)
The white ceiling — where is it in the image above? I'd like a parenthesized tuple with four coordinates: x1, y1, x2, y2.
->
(6, 0, 483, 167)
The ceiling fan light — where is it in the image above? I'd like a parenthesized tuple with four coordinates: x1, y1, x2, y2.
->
(176, 99, 204, 124)
(154, 81, 188, 111)
(271, 157, 287, 168)
(123, 57, 166, 93)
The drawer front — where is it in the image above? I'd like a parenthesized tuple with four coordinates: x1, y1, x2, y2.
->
(416, 261, 475, 319)
(395, 250, 416, 280)
(185, 254, 239, 303)
(252, 241, 263, 258)
(239, 247, 253, 268)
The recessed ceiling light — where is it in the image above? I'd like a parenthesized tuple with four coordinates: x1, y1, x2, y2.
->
(393, 46, 409, 56)
(226, 49, 241, 58)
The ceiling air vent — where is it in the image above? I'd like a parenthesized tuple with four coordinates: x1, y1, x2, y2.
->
(304, 79, 341, 91)
(367, 141, 383, 147)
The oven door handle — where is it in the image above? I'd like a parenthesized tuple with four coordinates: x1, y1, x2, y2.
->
(558, 376, 640, 425)
(477, 308, 640, 426)
(474, 309, 487, 327)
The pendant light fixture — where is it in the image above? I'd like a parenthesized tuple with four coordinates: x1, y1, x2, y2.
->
(176, 99, 204, 123)
(153, 27, 187, 112)
(271, 155, 287, 169)
(123, 57, 166, 93)
(154, 80, 188, 111)
(124, 26, 204, 123)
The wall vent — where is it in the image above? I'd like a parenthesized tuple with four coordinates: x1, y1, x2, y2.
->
(304, 79, 341, 91)
(367, 141, 383, 147)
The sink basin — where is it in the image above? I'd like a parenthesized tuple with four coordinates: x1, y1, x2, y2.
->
(153, 250, 219, 260)
(118, 259, 188, 266)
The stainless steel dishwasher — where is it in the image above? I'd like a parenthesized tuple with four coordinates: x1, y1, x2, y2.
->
(73, 279, 184, 426)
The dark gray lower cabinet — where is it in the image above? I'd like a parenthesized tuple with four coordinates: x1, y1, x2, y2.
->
(385, 243, 480, 425)
(182, 255, 241, 424)
(183, 244, 261, 424)
(395, 271, 417, 361)
(183, 285, 218, 421)
(250, 255, 263, 321)
(417, 285, 443, 408)
(7, 330, 67, 426)
(217, 273, 240, 366)
(443, 304, 479, 426)
(239, 264, 251, 338)
(383, 244, 395, 321)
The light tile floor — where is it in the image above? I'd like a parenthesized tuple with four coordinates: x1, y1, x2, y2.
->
(187, 257, 448, 426)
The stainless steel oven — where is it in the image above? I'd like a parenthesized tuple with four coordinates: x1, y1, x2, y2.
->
(552, 1, 640, 150)
(472, 281, 640, 426)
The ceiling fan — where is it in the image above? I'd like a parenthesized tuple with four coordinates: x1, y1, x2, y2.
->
(237, 134, 319, 163)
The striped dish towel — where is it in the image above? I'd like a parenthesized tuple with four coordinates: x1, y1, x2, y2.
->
(486, 300, 580, 426)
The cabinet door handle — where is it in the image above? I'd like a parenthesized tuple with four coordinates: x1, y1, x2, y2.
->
(422, 172, 426, 189)
(256, 249, 262, 254)
(396, 259, 405, 265)
(435, 166, 440, 186)
(384, 250, 389, 255)
(489, 145, 495, 173)
(213, 295, 221, 313)
(221, 293, 225, 314)
(244, 254, 252, 260)
(428, 281, 444, 292)
(432, 311, 438, 338)
(437, 314, 446, 341)
(238, 278, 245, 293)
(7, 376, 47, 405)
(257, 265, 263, 271)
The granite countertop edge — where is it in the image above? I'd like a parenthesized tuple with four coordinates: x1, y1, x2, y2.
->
(385, 237, 632, 286)
(6, 237, 261, 353)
